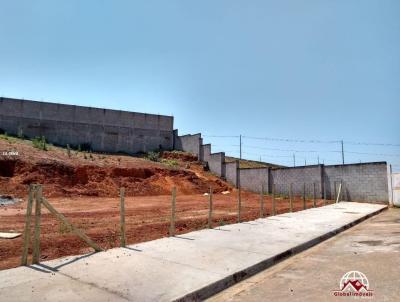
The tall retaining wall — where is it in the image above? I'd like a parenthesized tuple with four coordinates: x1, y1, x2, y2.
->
(324, 163, 388, 202)
(173, 131, 202, 159)
(208, 153, 225, 178)
(171, 132, 390, 204)
(225, 161, 239, 187)
(0, 97, 174, 154)
(239, 168, 269, 193)
(271, 165, 323, 197)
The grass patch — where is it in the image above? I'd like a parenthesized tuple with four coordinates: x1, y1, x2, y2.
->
(160, 158, 179, 167)
(145, 151, 161, 162)
(32, 136, 48, 151)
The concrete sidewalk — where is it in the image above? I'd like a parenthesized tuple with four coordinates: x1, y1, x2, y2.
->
(208, 207, 400, 302)
(0, 202, 387, 302)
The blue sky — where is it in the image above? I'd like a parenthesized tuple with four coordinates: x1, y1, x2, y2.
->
(0, 1, 399, 169)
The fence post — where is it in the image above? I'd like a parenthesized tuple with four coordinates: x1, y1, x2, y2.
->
(303, 183, 306, 210)
(169, 187, 176, 236)
(32, 185, 42, 264)
(336, 181, 342, 203)
(237, 187, 242, 223)
(21, 184, 35, 266)
(323, 180, 327, 206)
(313, 182, 316, 208)
(120, 187, 126, 247)
(208, 187, 213, 229)
(289, 183, 293, 213)
(260, 183, 264, 218)
(272, 184, 276, 215)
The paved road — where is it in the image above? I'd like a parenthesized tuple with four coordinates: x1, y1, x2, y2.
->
(208, 207, 400, 302)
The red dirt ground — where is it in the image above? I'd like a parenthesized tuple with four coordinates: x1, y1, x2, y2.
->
(0, 193, 331, 270)
(0, 137, 333, 270)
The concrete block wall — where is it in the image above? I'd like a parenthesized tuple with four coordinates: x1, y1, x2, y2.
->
(201, 144, 211, 162)
(174, 132, 226, 178)
(208, 152, 226, 178)
(170, 131, 389, 204)
(239, 168, 269, 193)
(271, 165, 323, 197)
(0, 97, 174, 154)
(324, 162, 388, 202)
(173, 131, 202, 159)
(225, 161, 239, 187)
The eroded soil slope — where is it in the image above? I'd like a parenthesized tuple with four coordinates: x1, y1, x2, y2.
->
(0, 137, 230, 198)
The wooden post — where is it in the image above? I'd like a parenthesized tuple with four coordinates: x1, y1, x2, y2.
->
(336, 181, 342, 203)
(169, 187, 176, 236)
(259, 184, 264, 218)
(237, 187, 242, 223)
(41, 197, 102, 252)
(303, 183, 306, 210)
(272, 184, 276, 215)
(208, 187, 213, 229)
(289, 183, 293, 213)
(323, 180, 327, 206)
(313, 182, 316, 208)
(120, 187, 126, 247)
(32, 185, 42, 264)
(21, 184, 35, 266)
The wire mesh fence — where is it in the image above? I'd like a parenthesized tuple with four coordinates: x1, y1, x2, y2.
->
(13, 182, 338, 269)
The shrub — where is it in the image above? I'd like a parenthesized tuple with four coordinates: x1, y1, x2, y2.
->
(146, 151, 160, 162)
(32, 136, 47, 151)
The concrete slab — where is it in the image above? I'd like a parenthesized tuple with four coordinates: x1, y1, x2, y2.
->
(0, 202, 387, 302)
(208, 207, 400, 302)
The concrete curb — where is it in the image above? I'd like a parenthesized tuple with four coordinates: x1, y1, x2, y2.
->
(174, 205, 388, 301)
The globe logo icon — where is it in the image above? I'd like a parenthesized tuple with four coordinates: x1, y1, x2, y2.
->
(340, 271, 369, 292)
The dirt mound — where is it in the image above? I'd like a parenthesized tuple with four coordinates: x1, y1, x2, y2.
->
(0, 137, 232, 199)
(0, 158, 230, 198)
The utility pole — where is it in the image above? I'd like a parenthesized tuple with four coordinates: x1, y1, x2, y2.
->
(318, 155, 320, 165)
(304, 159, 307, 166)
(239, 134, 242, 160)
(293, 154, 296, 167)
(341, 140, 344, 164)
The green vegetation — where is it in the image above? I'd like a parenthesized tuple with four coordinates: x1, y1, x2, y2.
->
(32, 136, 47, 151)
(0, 132, 18, 143)
(160, 158, 179, 167)
(145, 151, 161, 162)
(144, 151, 179, 168)
(0, 133, 9, 141)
